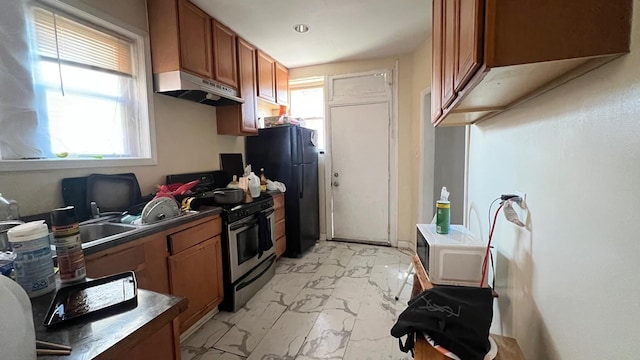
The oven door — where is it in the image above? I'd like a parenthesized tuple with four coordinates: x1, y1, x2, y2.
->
(228, 208, 275, 283)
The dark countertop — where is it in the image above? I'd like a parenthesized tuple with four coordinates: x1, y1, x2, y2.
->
(80, 207, 223, 256)
(31, 285, 187, 360)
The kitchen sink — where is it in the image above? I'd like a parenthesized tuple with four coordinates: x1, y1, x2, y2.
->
(79, 223, 138, 243)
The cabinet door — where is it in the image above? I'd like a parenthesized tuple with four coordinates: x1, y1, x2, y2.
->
(275, 62, 289, 106)
(178, 0, 212, 78)
(168, 236, 223, 333)
(454, 0, 483, 91)
(256, 50, 276, 102)
(238, 38, 258, 133)
(85, 233, 169, 294)
(441, 0, 456, 108)
(126, 321, 178, 360)
(212, 20, 238, 88)
(431, 0, 444, 123)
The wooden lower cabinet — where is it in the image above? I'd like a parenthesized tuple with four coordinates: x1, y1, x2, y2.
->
(169, 235, 224, 333)
(127, 320, 180, 360)
(85, 215, 223, 351)
(85, 233, 170, 294)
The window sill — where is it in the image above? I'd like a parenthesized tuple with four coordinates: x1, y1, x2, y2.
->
(0, 157, 158, 172)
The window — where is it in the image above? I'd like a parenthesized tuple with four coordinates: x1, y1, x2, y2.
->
(290, 82, 325, 150)
(0, 1, 154, 168)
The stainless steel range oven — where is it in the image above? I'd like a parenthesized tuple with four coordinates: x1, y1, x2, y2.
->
(228, 207, 275, 283)
(219, 196, 276, 312)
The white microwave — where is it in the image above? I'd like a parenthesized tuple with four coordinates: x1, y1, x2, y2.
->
(416, 224, 488, 287)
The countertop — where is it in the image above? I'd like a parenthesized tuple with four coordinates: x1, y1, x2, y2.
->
(80, 207, 223, 256)
(31, 285, 187, 360)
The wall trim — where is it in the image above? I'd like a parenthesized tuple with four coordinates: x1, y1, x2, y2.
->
(324, 67, 398, 246)
(417, 88, 433, 225)
(398, 240, 413, 251)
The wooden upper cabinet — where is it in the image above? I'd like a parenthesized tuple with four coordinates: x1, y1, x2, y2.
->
(431, 0, 443, 123)
(454, 0, 483, 91)
(256, 50, 276, 103)
(238, 39, 259, 133)
(275, 62, 289, 106)
(217, 37, 258, 135)
(177, 0, 212, 79)
(212, 20, 238, 88)
(431, 0, 632, 126)
(441, 0, 456, 109)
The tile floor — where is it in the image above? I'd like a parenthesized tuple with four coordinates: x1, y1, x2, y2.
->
(181, 240, 415, 360)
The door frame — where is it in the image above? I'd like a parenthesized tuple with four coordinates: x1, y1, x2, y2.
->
(323, 66, 398, 246)
(418, 88, 435, 225)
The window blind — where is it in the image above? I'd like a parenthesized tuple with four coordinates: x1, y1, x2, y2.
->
(32, 7, 134, 76)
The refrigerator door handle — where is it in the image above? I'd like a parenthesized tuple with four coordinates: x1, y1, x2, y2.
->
(297, 127, 304, 164)
(299, 165, 304, 199)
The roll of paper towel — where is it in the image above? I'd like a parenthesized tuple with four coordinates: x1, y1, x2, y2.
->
(0, 275, 36, 359)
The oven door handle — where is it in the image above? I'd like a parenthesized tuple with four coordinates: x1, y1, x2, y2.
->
(237, 256, 275, 291)
(230, 218, 259, 231)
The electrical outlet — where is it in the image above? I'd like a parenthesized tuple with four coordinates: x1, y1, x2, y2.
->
(513, 192, 527, 209)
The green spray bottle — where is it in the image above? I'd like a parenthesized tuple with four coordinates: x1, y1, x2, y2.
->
(436, 186, 450, 234)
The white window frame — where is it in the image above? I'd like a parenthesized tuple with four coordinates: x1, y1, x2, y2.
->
(289, 78, 326, 151)
(0, 0, 157, 172)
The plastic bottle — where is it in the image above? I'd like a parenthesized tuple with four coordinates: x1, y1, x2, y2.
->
(7, 220, 56, 297)
(0, 274, 37, 359)
(259, 168, 267, 192)
(436, 187, 451, 234)
(227, 175, 241, 189)
(51, 206, 86, 284)
(247, 172, 261, 198)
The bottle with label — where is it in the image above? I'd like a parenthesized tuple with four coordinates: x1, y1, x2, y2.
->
(7, 221, 56, 298)
(436, 187, 451, 234)
(259, 168, 267, 192)
(50, 206, 86, 284)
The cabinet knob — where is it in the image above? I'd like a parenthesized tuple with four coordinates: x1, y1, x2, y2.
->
(332, 181, 340, 187)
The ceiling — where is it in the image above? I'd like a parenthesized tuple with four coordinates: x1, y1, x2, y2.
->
(192, 0, 432, 68)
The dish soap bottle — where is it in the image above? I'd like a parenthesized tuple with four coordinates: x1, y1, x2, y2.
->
(260, 168, 267, 192)
(227, 175, 240, 189)
(436, 187, 450, 234)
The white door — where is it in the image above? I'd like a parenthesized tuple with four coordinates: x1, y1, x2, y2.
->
(330, 102, 390, 244)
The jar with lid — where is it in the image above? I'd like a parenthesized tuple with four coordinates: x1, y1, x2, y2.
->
(7, 220, 56, 297)
(51, 206, 86, 283)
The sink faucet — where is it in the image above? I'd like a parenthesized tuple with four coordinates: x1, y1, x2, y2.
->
(90, 202, 101, 219)
(0, 193, 19, 221)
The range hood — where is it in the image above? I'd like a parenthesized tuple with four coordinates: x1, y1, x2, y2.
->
(153, 70, 244, 107)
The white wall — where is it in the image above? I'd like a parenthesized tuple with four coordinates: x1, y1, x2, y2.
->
(0, 0, 244, 216)
(466, 3, 640, 359)
(433, 126, 465, 224)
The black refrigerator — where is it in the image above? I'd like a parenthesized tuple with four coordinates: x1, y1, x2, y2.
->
(245, 125, 320, 257)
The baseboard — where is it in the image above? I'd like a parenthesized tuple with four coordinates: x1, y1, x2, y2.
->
(397, 240, 413, 251)
(179, 307, 219, 343)
(320, 233, 327, 241)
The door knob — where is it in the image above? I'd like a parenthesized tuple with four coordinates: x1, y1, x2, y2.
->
(333, 172, 339, 177)
(333, 181, 340, 187)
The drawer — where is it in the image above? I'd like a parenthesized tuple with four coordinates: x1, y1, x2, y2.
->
(169, 217, 222, 255)
(274, 219, 285, 240)
(275, 236, 286, 258)
(273, 193, 284, 210)
(275, 207, 285, 222)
